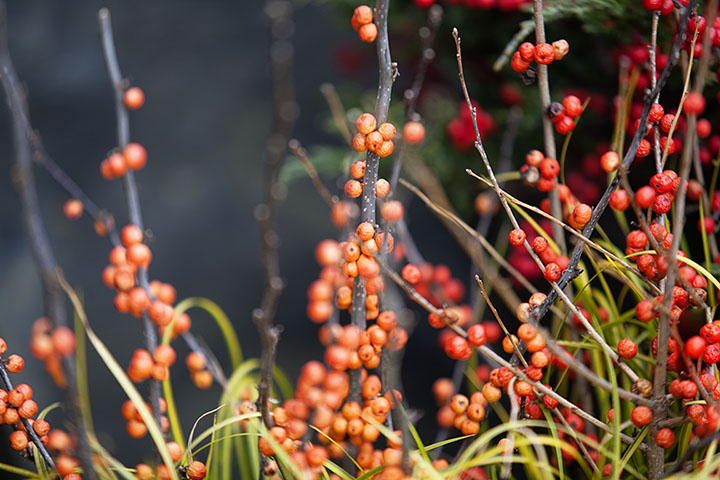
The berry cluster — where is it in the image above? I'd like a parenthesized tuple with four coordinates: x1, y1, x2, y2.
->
(351, 5, 377, 43)
(511, 40, 569, 73)
(29, 318, 76, 388)
(256, 361, 406, 479)
(548, 95, 583, 135)
(99, 143, 147, 180)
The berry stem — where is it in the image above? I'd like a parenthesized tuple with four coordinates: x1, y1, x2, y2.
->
(252, 0, 297, 429)
(532, 0, 566, 256)
(350, 0, 395, 403)
(98, 7, 162, 431)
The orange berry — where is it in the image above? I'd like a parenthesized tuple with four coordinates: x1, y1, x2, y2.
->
(126, 419, 147, 438)
(186, 460, 207, 480)
(123, 143, 147, 171)
(148, 301, 174, 327)
(375, 178, 390, 197)
(135, 464, 153, 480)
(352, 132, 368, 152)
(380, 200, 403, 222)
(356, 222, 375, 241)
(350, 161, 366, 179)
(127, 287, 151, 317)
(344, 179, 363, 198)
(356, 113, 377, 135)
(33, 419, 50, 436)
(9, 430, 28, 450)
(51, 326, 76, 356)
(123, 87, 145, 110)
(18, 399, 38, 418)
(365, 131, 384, 152)
(121, 224, 143, 246)
(402, 121, 425, 144)
(63, 199, 83, 220)
(358, 23, 378, 43)
(192, 370, 213, 389)
(449, 394, 469, 415)
(376, 140, 394, 157)
(353, 5, 373, 25)
(377, 122, 396, 140)
(127, 243, 152, 268)
(6, 354, 24, 373)
(106, 152, 127, 178)
(153, 345, 177, 367)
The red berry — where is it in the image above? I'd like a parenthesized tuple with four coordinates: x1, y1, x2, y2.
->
(631, 406, 652, 426)
(609, 189, 630, 211)
(401, 264, 422, 285)
(600, 151, 619, 173)
(635, 186, 656, 209)
(467, 324, 487, 347)
(544, 262, 561, 282)
(648, 103, 665, 122)
(518, 42, 535, 62)
(684, 92, 706, 115)
(656, 428, 675, 449)
(539, 157, 560, 179)
(617, 338, 637, 359)
(534, 43, 555, 64)
(704, 343, 720, 364)
(508, 228, 526, 246)
(652, 194, 672, 214)
(636, 139, 651, 158)
(562, 95, 582, 117)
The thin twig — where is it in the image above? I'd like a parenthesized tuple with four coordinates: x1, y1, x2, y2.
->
(320, 83, 353, 145)
(532, 0, 566, 255)
(288, 139, 336, 208)
(253, 0, 296, 429)
(99, 8, 164, 430)
(476, 278, 527, 368)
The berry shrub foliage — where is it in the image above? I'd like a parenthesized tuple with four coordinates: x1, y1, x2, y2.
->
(4, 0, 720, 479)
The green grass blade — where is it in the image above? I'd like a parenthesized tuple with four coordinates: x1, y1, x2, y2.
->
(59, 273, 180, 480)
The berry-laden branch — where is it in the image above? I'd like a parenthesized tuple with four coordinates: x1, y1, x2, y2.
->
(532, 0, 566, 255)
(528, 0, 694, 326)
(98, 7, 163, 430)
(453, 28, 640, 383)
(0, 360, 56, 469)
(0, 2, 97, 477)
(253, 0, 297, 429)
(350, 0, 395, 403)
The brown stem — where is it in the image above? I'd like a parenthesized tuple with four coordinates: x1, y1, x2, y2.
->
(253, 0, 297, 428)
(532, 0, 566, 255)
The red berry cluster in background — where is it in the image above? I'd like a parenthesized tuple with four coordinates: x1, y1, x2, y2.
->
(414, 0, 531, 11)
(446, 100, 496, 151)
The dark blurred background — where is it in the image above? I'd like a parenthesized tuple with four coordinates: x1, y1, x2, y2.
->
(0, 0, 469, 467)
